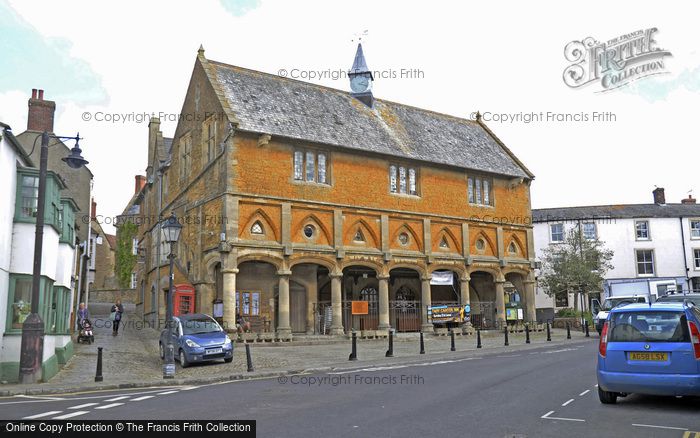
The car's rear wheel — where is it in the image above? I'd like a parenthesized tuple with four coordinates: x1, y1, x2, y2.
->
(598, 387, 618, 404)
(159, 343, 164, 359)
(179, 350, 190, 368)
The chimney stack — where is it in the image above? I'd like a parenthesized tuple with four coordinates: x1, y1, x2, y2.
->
(134, 175, 147, 194)
(682, 195, 696, 205)
(653, 187, 665, 205)
(91, 200, 97, 219)
(27, 89, 56, 133)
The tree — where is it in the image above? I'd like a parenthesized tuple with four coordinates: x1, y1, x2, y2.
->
(115, 222, 138, 289)
(539, 226, 614, 312)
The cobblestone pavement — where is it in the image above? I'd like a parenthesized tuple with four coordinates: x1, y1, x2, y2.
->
(0, 311, 593, 395)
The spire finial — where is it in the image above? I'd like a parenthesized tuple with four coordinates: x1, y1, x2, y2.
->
(475, 111, 481, 122)
(198, 44, 205, 57)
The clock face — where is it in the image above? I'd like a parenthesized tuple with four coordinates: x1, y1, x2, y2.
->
(350, 74, 371, 93)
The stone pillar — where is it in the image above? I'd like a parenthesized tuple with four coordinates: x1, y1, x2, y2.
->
(306, 272, 317, 335)
(378, 275, 390, 331)
(277, 270, 292, 338)
(460, 275, 472, 330)
(421, 275, 433, 333)
(330, 273, 344, 335)
(524, 279, 537, 323)
(495, 279, 506, 328)
(222, 268, 238, 333)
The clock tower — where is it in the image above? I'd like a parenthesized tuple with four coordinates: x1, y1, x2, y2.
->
(348, 43, 374, 107)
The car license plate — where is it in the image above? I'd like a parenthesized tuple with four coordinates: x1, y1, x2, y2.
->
(629, 352, 668, 361)
(205, 348, 223, 355)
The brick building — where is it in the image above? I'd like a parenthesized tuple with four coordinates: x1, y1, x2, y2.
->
(129, 45, 536, 337)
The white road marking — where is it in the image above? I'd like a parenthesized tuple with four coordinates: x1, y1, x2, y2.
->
(53, 411, 89, 419)
(562, 399, 575, 406)
(131, 396, 154, 401)
(329, 357, 480, 374)
(157, 391, 178, 395)
(632, 424, 688, 431)
(579, 390, 590, 396)
(15, 395, 65, 401)
(23, 411, 62, 419)
(68, 403, 99, 409)
(95, 403, 124, 410)
(180, 386, 200, 391)
(104, 396, 129, 402)
(541, 410, 585, 422)
(594, 384, 598, 387)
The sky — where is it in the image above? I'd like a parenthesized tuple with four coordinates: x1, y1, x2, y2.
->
(1, 0, 699, 234)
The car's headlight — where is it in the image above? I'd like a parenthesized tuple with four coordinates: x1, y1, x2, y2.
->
(185, 339, 201, 348)
(224, 336, 232, 346)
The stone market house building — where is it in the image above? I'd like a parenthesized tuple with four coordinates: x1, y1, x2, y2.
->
(130, 45, 536, 338)
(0, 122, 78, 382)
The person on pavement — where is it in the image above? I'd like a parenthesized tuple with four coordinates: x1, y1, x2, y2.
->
(111, 299, 124, 336)
(77, 302, 89, 329)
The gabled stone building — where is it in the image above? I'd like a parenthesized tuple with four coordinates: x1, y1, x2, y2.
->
(131, 45, 536, 338)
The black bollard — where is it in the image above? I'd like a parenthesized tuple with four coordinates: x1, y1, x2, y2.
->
(546, 322, 552, 342)
(566, 322, 571, 339)
(525, 324, 531, 344)
(450, 329, 456, 352)
(504, 326, 509, 346)
(585, 320, 590, 338)
(245, 343, 254, 372)
(349, 331, 358, 361)
(95, 347, 103, 382)
(386, 329, 394, 358)
(419, 331, 425, 354)
(477, 329, 482, 348)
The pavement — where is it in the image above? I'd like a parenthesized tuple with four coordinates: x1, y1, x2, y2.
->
(1, 307, 592, 396)
(2, 341, 699, 437)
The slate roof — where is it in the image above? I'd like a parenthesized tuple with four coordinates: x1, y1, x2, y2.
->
(209, 60, 532, 178)
(532, 204, 700, 222)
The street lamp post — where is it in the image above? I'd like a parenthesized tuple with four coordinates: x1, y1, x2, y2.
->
(161, 213, 182, 379)
(19, 131, 88, 383)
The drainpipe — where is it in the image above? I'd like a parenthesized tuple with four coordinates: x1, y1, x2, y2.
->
(679, 217, 690, 293)
(71, 240, 83, 333)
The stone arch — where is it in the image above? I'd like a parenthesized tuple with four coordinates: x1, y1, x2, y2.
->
(505, 234, 525, 257)
(236, 252, 284, 270)
(241, 208, 279, 241)
(471, 231, 496, 256)
(344, 218, 379, 248)
(387, 262, 427, 277)
(435, 227, 460, 253)
(202, 251, 223, 283)
(296, 214, 332, 246)
(289, 255, 338, 273)
(392, 223, 422, 252)
(340, 260, 383, 275)
(501, 266, 530, 277)
(428, 264, 467, 278)
(468, 266, 503, 282)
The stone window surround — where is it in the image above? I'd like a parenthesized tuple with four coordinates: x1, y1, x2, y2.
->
(293, 148, 330, 185)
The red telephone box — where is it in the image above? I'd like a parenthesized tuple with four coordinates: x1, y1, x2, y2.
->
(174, 284, 195, 316)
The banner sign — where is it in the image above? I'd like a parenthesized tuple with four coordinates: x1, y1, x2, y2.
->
(351, 301, 369, 315)
(428, 305, 464, 324)
(430, 270, 454, 286)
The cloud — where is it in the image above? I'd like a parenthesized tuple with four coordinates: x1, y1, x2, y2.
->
(220, 0, 261, 17)
(622, 65, 700, 102)
(0, 0, 107, 105)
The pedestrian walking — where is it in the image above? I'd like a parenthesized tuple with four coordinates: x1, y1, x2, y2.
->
(111, 299, 124, 335)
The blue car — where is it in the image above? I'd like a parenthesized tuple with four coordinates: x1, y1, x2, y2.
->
(159, 313, 233, 367)
(597, 302, 700, 403)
